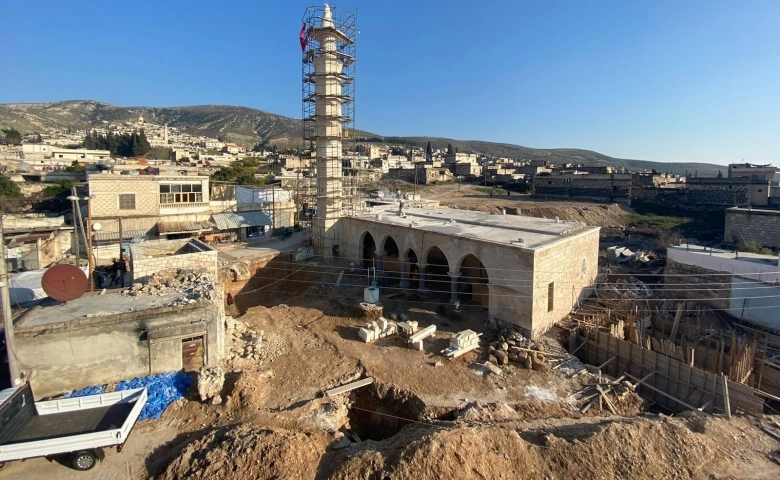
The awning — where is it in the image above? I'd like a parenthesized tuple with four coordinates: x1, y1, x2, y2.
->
(212, 211, 272, 230)
(93, 229, 148, 242)
(157, 221, 212, 235)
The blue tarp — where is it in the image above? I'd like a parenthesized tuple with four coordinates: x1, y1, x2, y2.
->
(64, 385, 106, 398)
(61, 372, 191, 421)
(116, 372, 192, 420)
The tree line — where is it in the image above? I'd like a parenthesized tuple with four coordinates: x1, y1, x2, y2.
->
(82, 129, 151, 157)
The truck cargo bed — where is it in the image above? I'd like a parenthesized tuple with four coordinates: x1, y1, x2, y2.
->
(5, 402, 135, 444)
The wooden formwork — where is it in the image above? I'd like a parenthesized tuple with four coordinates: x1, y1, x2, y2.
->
(573, 328, 763, 415)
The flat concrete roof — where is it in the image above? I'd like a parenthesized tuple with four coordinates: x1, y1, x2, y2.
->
(17, 291, 184, 328)
(667, 245, 780, 283)
(354, 206, 599, 249)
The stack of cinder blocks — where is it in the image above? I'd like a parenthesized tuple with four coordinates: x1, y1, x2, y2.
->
(443, 329, 482, 358)
(396, 320, 419, 338)
(358, 317, 398, 343)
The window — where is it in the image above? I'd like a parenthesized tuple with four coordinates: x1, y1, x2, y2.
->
(159, 183, 203, 204)
(547, 282, 555, 312)
(118, 194, 136, 210)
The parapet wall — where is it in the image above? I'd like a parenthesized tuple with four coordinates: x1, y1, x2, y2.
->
(131, 238, 217, 283)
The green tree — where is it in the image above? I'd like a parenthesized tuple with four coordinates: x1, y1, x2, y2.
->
(35, 133, 42, 143)
(446, 143, 455, 154)
(42, 179, 78, 197)
(0, 176, 21, 197)
(426, 140, 433, 161)
(2, 128, 22, 145)
(62, 160, 85, 172)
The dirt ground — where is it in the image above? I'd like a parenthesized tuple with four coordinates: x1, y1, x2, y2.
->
(5, 186, 780, 479)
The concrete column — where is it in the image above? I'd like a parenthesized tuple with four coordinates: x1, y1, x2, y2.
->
(418, 265, 428, 292)
(375, 252, 384, 276)
(448, 270, 461, 303)
(399, 260, 410, 288)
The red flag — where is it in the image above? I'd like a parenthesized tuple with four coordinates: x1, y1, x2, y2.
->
(299, 23, 308, 52)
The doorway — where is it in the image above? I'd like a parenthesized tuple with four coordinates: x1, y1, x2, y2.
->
(182, 336, 205, 371)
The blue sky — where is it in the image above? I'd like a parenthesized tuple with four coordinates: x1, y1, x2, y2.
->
(2, 1, 778, 165)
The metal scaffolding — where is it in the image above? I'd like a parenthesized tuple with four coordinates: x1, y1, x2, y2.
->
(302, 4, 357, 258)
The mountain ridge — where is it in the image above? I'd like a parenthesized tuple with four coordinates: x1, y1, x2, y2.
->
(0, 100, 725, 176)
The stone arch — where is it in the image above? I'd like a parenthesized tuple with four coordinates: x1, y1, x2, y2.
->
(402, 248, 420, 289)
(458, 254, 489, 307)
(424, 245, 450, 295)
(380, 236, 401, 281)
(360, 231, 376, 268)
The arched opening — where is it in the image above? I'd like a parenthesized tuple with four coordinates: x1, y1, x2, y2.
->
(361, 232, 376, 268)
(381, 236, 400, 283)
(405, 249, 419, 288)
(424, 246, 450, 295)
(458, 254, 489, 307)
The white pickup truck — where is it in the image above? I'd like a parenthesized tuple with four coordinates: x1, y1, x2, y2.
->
(0, 384, 148, 471)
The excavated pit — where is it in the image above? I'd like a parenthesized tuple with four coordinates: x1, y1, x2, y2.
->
(347, 383, 434, 442)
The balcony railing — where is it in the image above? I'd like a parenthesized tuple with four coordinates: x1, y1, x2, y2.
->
(159, 202, 209, 212)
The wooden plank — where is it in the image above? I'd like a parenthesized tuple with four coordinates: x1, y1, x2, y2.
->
(326, 377, 375, 397)
(721, 373, 731, 418)
(626, 373, 703, 412)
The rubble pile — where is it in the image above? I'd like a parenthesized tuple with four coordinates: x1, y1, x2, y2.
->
(197, 366, 225, 405)
(486, 327, 549, 370)
(596, 274, 652, 299)
(225, 315, 285, 366)
(122, 268, 217, 306)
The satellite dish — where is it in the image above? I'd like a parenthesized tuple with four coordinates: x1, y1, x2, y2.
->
(92, 222, 102, 231)
(42, 264, 88, 302)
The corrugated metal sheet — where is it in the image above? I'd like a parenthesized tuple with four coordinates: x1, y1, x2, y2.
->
(158, 221, 212, 235)
(93, 229, 148, 242)
(212, 211, 272, 230)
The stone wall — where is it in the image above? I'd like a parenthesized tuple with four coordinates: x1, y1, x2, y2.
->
(533, 174, 632, 205)
(531, 228, 600, 337)
(384, 166, 454, 184)
(15, 302, 223, 398)
(131, 238, 217, 283)
(89, 175, 160, 217)
(724, 208, 780, 248)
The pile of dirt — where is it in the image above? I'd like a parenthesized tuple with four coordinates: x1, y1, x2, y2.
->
(159, 425, 329, 480)
(325, 417, 717, 479)
(423, 184, 631, 228)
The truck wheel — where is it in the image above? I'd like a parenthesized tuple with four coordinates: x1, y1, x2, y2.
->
(71, 451, 97, 471)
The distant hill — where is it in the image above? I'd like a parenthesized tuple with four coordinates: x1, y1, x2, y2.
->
(0, 100, 725, 176)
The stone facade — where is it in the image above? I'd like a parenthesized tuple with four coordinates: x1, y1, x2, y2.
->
(533, 173, 632, 205)
(88, 174, 211, 218)
(724, 207, 780, 248)
(531, 229, 600, 334)
(130, 238, 217, 284)
(384, 165, 454, 184)
(339, 212, 599, 338)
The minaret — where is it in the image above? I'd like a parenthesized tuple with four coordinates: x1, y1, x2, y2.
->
(163, 124, 168, 144)
(311, 4, 348, 255)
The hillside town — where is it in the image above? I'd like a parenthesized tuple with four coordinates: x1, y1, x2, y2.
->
(1, 3, 780, 480)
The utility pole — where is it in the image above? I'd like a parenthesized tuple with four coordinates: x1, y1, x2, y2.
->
(0, 216, 22, 386)
(118, 218, 123, 259)
(87, 196, 94, 292)
(70, 186, 80, 266)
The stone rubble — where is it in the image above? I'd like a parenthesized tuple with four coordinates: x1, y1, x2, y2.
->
(486, 325, 552, 370)
(122, 267, 217, 306)
(197, 365, 225, 403)
(225, 315, 286, 367)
